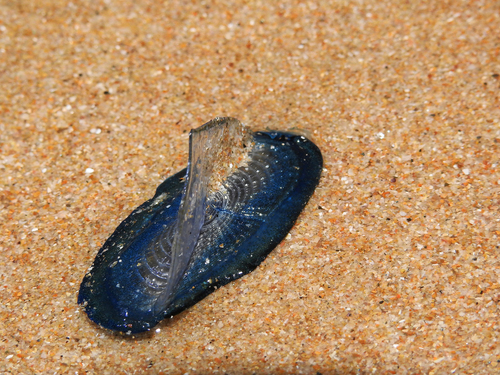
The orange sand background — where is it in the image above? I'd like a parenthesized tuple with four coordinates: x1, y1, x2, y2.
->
(1, 0, 499, 373)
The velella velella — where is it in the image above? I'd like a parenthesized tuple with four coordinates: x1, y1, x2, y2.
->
(78, 117, 322, 333)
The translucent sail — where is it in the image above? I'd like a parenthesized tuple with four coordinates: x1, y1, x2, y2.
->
(153, 117, 251, 314)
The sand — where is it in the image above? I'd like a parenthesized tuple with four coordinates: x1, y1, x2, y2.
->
(1, 0, 500, 373)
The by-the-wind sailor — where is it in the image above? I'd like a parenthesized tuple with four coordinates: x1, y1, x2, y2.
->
(78, 117, 322, 333)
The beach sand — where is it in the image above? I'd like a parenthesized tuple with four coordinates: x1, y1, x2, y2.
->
(1, 0, 499, 373)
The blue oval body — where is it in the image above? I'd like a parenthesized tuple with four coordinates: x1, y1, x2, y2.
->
(78, 122, 322, 333)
